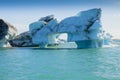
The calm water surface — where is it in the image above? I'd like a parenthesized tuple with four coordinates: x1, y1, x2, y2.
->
(0, 46, 120, 80)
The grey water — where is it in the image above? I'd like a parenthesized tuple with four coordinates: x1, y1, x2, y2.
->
(0, 46, 120, 80)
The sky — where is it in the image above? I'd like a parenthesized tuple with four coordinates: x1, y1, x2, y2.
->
(0, 0, 120, 38)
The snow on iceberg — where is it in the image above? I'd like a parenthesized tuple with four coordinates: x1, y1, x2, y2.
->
(29, 8, 111, 48)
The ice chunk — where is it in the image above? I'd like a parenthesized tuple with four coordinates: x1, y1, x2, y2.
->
(39, 15, 54, 23)
(0, 19, 17, 47)
(29, 8, 111, 48)
(29, 21, 45, 35)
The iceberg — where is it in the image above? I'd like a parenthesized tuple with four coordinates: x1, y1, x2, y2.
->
(103, 31, 113, 45)
(29, 15, 58, 47)
(9, 31, 37, 47)
(29, 8, 111, 48)
(0, 19, 17, 47)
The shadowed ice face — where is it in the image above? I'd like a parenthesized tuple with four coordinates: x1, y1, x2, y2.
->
(0, 19, 8, 40)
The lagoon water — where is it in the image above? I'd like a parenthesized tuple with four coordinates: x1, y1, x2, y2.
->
(0, 46, 120, 80)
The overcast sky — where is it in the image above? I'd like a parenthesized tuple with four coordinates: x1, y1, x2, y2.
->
(0, 0, 120, 38)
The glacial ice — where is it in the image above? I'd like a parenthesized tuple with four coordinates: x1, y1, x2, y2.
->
(29, 21, 45, 35)
(29, 8, 111, 48)
(0, 19, 17, 47)
(9, 31, 36, 47)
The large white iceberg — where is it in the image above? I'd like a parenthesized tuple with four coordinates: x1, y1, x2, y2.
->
(29, 8, 111, 48)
